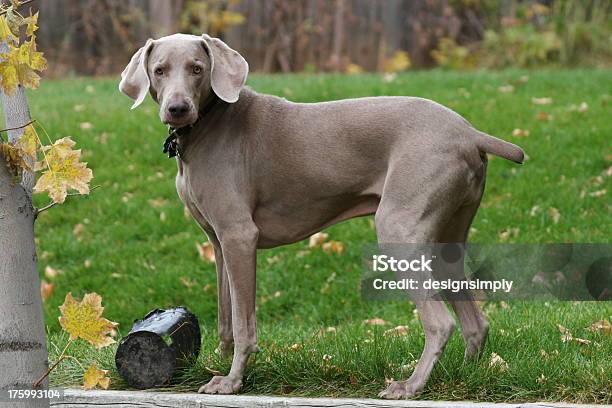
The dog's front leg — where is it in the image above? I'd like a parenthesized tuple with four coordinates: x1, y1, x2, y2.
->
(208, 233, 233, 357)
(199, 224, 259, 395)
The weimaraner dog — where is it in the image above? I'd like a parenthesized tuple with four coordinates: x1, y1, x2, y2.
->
(119, 33, 524, 399)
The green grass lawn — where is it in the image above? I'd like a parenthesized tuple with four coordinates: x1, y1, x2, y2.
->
(20, 69, 612, 402)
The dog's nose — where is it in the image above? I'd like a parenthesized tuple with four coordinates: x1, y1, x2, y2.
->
(168, 102, 190, 118)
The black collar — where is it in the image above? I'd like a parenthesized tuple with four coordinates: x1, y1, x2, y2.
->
(163, 126, 188, 158)
(162, 95, 220, 159)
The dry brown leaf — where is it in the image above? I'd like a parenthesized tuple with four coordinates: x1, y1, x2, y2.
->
(322, 240, 345, 254)
(536, 111, 552, 121)
(489, 352, 508, 371)
(557, 324, 591, 345)
(73, 223, 85, 237)
(147, 198, 168, 208)
(44, 265, 59, 279)
(512, 128, 530, 137)
(289, 343, 302, 352)
(196, 242, 215, 263)
(40, 280, 54, 301)
(548, 207, 561, 224)
(588, 189, 607, 198)
(384, 325, 409, 337)
(308, 232, 328, 248)
(180, 276, 197, 289)
(532, 97, 552, 105)
(586, 319, 611, 335)
(363, 318, 388, 326)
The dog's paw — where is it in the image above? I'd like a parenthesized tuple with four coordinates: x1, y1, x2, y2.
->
(378, 380, 423, 400)
(198, 375, 242, 395)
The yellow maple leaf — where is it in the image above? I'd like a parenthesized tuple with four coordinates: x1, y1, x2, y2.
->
(34, 137, 93, 204)
(24, 11, 38, 36)
(1, 142, 26, 174)
(16, 124, 39, 160)
(0, 36, 47, 95)
(0, 15, 17, 43)
(4, 8, 22, 38)
(0, 125, 38, 176)
(82, 363, 111, 390)
(58, 292, 117, 348)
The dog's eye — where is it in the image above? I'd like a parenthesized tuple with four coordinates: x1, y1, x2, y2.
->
(154, 67, 164, 76)
(193, 65, 202, 75)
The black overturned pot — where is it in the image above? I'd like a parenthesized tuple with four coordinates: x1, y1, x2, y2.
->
(115, 306, 201, 389)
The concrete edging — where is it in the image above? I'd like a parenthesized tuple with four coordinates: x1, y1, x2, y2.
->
(48, 389, 609, 408)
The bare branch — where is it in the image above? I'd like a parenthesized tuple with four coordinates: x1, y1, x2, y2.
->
(0, 119, 36, 133)
(35, 185, 101, 218)
(0, 0, 37, 16)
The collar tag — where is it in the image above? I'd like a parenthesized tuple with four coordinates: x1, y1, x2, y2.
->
(163, 131, 179, 158)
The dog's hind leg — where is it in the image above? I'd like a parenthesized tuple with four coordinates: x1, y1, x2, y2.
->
(374, 170, 462, 399)
(441, 157, 489, 360)
(441, 203, 489, 360)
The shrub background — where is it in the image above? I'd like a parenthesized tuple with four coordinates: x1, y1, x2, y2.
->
(35, 0, 611, 76)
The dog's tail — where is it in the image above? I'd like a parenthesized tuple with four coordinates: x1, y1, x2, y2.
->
(473, 131, 524, 164)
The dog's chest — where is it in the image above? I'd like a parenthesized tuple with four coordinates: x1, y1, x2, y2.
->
(175, 163, 214, 232)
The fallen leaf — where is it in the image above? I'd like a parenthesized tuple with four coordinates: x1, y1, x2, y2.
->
(147, 198, 168, 208)
(196, 242, 215, 263)
(586, 319, 611, 336)
(498, 85, 514, 93)
(384, 325, 409, 337)
(180, 276, 197, 289)
(512, 128, 530, 137)
(532, 97, 552, 105)
(59, 292, 118, 348)
(548, 207, 561, 224)
(322, 240, 345, 254)
(489, 352, 508, 371)
(84, 259, 92, 268)
(557, 324, 591, 345)
(289, 343, 302, 351)
(588, 189, 607, 198)
(82, 363, 110, 390)
(40, 280, 54, 301)
(73, 223, 85, 237)
(73, 104, 85, 112)
(79, 122, 93, 130)
(536, 111, 552, 121)
(569, 102, 588, 112)
(44, 265, 59, 279)
(363, 318, 388, 326)
(308, 232, 328, 248)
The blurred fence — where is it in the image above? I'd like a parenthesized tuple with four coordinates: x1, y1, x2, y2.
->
(34, 0, 611, 76)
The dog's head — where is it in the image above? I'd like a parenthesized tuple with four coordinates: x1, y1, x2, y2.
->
(119, 33, 249, 128)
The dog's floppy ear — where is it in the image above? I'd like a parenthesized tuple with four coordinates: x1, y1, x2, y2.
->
(119, 39, 154, 109)
(201, 34, 249, 103)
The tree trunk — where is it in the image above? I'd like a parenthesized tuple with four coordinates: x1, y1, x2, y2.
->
(0, 43, 49, 407)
